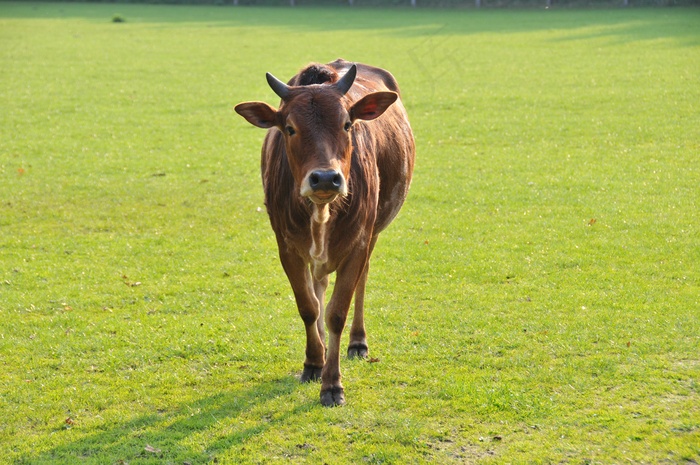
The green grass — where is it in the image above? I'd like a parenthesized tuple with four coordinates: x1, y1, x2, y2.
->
(1, 2, 699, 463)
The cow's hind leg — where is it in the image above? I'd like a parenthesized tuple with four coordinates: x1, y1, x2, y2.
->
(300, 274, 326, 383)
(348, 236, 377, 359)
(313, 273, 328, 353)
(347, 261, 369, 359)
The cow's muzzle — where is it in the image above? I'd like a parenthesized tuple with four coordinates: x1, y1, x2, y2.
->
(304, 169, 347, 204)
(309, 170, 343, 192)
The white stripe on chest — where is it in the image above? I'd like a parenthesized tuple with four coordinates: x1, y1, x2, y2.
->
(310, 204, 330, 269)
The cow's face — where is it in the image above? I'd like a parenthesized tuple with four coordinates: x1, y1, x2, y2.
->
(278, 88, 352, 205)
(235, 65, 398, 205)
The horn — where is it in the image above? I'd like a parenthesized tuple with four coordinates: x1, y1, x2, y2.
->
(335, 64, 357, 95)
(266, 72, 290, 99)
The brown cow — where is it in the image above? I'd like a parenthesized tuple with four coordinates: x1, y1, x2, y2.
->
(235, 59, 415, 406)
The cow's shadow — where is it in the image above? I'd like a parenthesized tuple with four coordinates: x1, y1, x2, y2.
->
(20, 376, 310, 464)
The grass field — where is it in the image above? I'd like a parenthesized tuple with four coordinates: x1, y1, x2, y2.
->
(1, 2, 699, 463)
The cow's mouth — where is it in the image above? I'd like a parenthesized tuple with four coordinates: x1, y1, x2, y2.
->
(309, 191, 338, 205)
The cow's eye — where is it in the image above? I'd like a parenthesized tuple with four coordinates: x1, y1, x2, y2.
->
(344, 121, 352, 132)
(285, 126, 296, 136)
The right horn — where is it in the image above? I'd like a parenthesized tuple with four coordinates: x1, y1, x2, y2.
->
(335, 64, 357, 95)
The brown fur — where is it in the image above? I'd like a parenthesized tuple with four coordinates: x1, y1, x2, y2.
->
(235, 59, 415, 406)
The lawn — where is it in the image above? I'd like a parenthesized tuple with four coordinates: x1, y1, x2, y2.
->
(0, 2, 698, 463)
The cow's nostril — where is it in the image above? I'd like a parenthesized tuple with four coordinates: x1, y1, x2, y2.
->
(309, 173, 321, 188)
(332, 174, 342, 188)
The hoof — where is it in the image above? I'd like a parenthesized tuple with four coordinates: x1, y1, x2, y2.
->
(320, 386, 345, 407)
(347, 342, 369, 359)
(300, 365, 322, 383)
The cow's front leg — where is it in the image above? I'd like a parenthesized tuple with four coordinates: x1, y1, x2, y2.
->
(320, 253, 369, 406)
(278, 249, 325, 382)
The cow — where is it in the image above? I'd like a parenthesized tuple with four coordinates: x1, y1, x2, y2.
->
(235, 59, 415, 406)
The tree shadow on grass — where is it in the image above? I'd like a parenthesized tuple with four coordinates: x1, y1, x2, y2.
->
(18, 376, 312, 464)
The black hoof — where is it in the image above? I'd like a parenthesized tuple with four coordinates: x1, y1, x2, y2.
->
(300, 365, 322, 383)
(347, 342, 369, 359)
(320, 386, 345, 407)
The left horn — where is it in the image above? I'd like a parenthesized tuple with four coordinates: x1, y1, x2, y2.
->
(266, 72, 290, 99)
(335, 64, 357, 95)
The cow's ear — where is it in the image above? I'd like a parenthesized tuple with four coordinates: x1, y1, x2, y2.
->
(349, 91, 398, 122)
(235, 102, 279, 129)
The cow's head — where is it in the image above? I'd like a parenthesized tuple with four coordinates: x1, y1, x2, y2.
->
(235, 64, 398, 205)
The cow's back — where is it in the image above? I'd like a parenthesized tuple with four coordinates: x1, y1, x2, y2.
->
(327, 59, 415, 235)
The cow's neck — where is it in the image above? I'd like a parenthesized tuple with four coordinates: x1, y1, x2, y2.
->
(310, 203, 330, 267)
